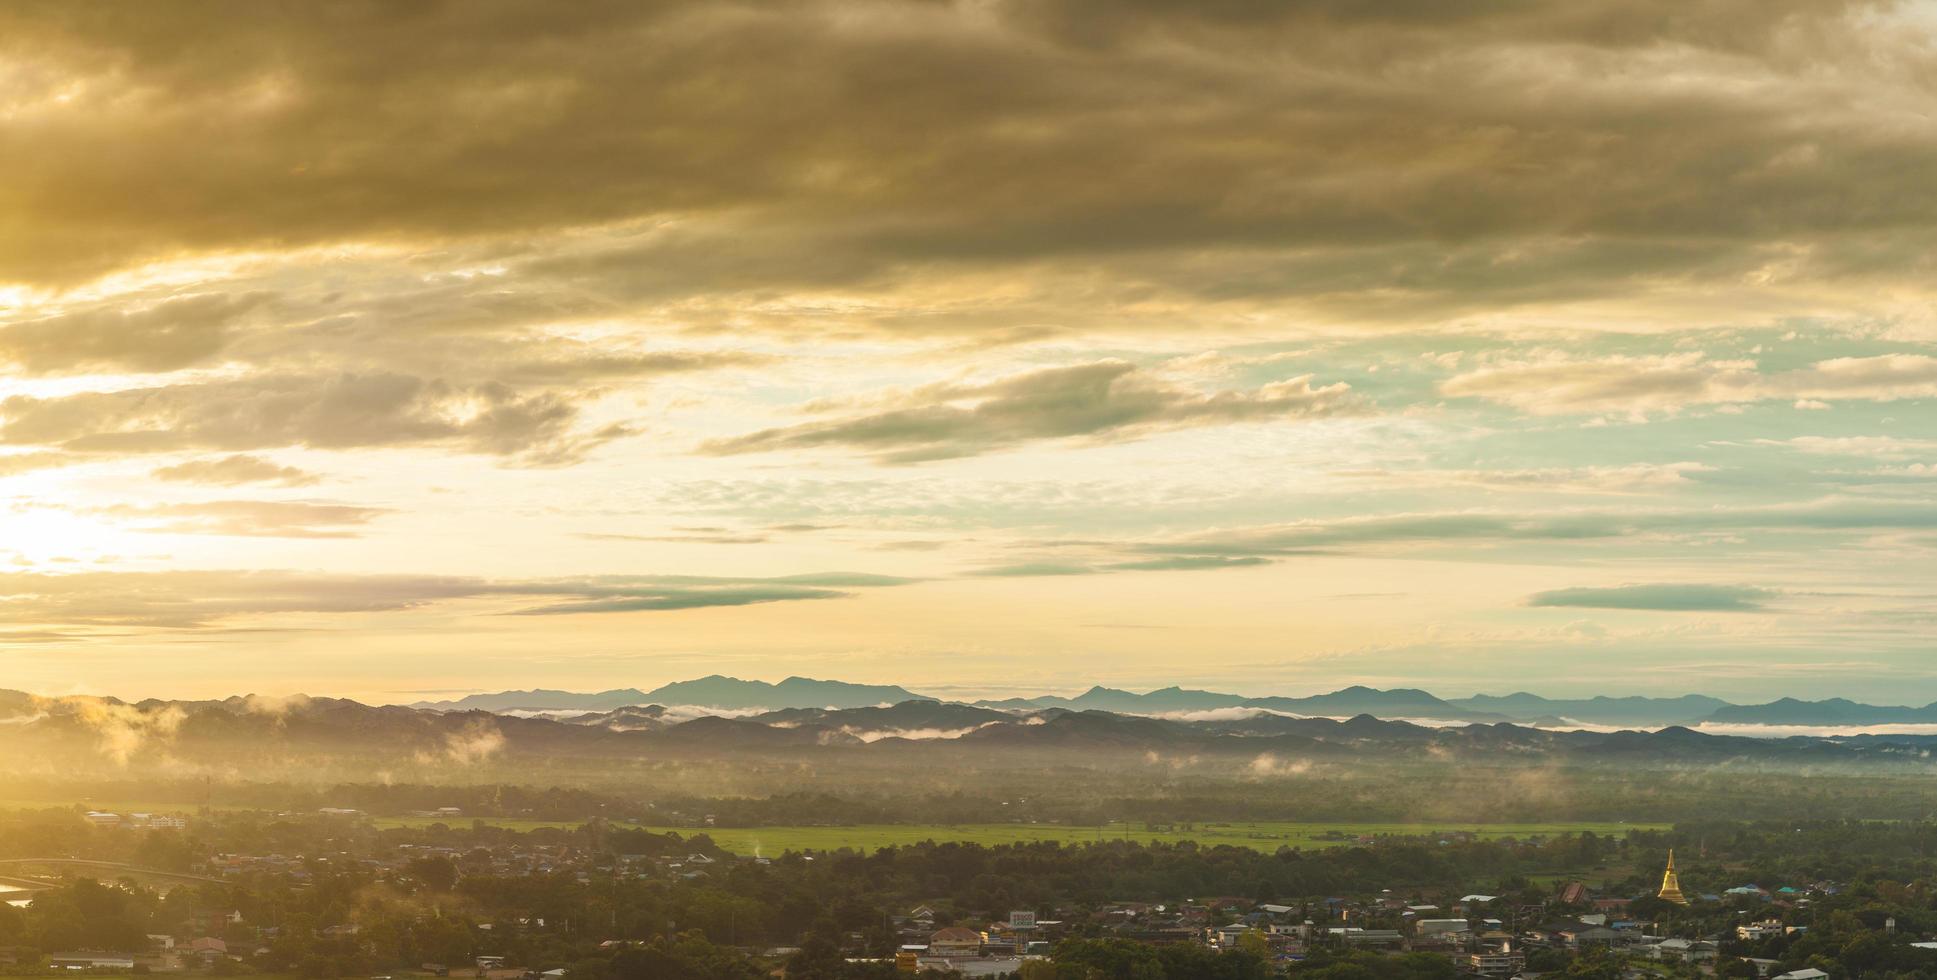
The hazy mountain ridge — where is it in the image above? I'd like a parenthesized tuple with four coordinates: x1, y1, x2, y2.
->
(751, 701, 1014, 730)
(5, 687, 1937, 775)
(22, 678, 1937, 730)
(1704, 697, 1937, 725)
(1447, 692, 1731, 726)
(401, 680, 1937, 728)
(413, 675, 930, 712)
(410, 688, 655, 712)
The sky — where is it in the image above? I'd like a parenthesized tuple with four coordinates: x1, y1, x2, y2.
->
(4, 0, 1937, 704)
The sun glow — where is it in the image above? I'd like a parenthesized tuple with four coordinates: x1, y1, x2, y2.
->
(0, 500, 128, 565)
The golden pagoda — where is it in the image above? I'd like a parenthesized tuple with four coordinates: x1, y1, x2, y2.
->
(1657, 849, 1688, 905)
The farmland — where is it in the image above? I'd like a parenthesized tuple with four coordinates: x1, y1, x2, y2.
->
(0, 794, 1665, 854)
(633, 820, 1664, 856)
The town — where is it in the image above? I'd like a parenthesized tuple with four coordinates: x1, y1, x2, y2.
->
(2, 805, 1931, 980)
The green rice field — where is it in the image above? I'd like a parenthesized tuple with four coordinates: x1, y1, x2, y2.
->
(0, 799, 1663, 854)
(631, 820, 1664, 856)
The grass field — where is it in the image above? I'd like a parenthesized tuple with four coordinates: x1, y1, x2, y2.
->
(0, 797, 585, 830)
(0, 799, 1662, 855)
(0, 798, 229, 814)
(369, 816, 589, 831)
(633, 820, 1665, 856)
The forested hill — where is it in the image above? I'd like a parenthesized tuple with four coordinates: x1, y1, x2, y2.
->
(403, 677, 1937, 729)
(3, 688, 1936, 781)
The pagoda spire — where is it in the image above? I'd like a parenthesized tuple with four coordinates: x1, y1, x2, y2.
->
(1658, 849, 1688, 905)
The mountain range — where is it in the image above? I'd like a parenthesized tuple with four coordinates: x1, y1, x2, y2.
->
(410, 677, 1934, 729)
(8, 689, 1937, 776)
(10, 678, 1933, 782)
(413, 676, 930, 712)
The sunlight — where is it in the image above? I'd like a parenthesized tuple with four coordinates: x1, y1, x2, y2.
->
(0, 503, 128, 565)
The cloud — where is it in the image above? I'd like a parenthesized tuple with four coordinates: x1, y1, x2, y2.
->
(2, 0, 1932, 339)
(705, 360, 1362, 462)
(968, 562, 1097, 578)
(492, 350, 768, 384)
(34, 695, 186, 766)
(1108, 555, 1271, 572)
(1441, 353, 1758, 415)
(1755, 436, 1937, 460)
(1248, 752, 1314, 777)
(764, 572, 918, 587)
(967, 554, 1270, 577)
(0, 568, 916, 629)
(241, 693, 313, 717)
(876, 540, 949, 552)
(0, 629, 101, 644)
(0, 571, 473, 628)
(1527, 584, 1776, 612)
(0, 292, 270, 375)
(1694, 721, 1937, 738)
(3, 0, 1936, 700)
(575, 525, 839, 546)
(0, 262, 762, 468)
(151, 454, 320, 487)
(1637, 659, 1891, 677)
(418, 720, 507, 766)
(1335, 462, 1714, 495)
(835, 723, 999, 743)
(1147, 498, 1937, 556)
(91, 500, 388, 538)
(0, 451, 87, 477)
(0, 373, 624, 465)
(505, 585, 850, 615)
(578, 531, 771, 545)
(1442, 353, 1937, 416)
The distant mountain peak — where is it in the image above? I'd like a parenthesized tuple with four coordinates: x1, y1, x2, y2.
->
(397, 676, 1937, 732)
(639, 675, 930, 710)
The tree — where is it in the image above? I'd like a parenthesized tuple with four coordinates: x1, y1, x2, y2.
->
(1715, 957, 1760, 979)
(1238, 930, 1269, 958)
(1019, 962, 1071, 980)
(408, 855, 460, 892)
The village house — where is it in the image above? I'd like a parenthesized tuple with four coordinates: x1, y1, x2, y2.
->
(1469, 948, 1526, 977)
(928, 926, 983, 958)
